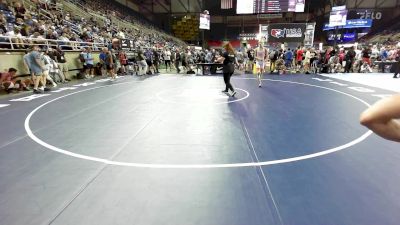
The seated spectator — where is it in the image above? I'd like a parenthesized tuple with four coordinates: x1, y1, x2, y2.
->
(360, 61, 373, 73)
(0, 68, 30, 93)
(0, 12, 7, 25)
(24, 14, 34, 27)
(0, 0, 9, 11)
(6, 27, 25, 49)
(13, 2, 26, 20)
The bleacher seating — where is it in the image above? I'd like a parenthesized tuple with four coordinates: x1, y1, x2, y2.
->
(0, 0, 185, 51)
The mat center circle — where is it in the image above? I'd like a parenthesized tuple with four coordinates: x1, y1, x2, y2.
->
(156, 87, 250, 104)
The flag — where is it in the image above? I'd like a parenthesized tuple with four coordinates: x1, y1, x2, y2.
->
(221, 0, 233, 9)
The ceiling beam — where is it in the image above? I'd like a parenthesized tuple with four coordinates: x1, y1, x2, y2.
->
(177, 0, 189, 12)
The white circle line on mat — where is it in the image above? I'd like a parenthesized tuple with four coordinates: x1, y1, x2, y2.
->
(24, 79, 373, 169)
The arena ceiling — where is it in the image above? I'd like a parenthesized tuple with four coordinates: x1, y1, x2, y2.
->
(130, 0, 399, 15)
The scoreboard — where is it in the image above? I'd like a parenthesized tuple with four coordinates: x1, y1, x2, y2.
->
(237, 0, 305, 14)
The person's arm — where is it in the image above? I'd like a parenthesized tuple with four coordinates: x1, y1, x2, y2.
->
(0, 73, 4, 84)
(264, 49, 268, 61)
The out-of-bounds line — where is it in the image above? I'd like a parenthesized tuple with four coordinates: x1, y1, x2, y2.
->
(25, 79, 374, 169)
(0, 81, 139, 152)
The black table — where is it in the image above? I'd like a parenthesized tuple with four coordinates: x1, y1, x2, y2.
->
(196, 63, 223, 75)
(376, 61, 398, 73)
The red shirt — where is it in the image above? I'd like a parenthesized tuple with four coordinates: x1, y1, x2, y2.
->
(296, 50, 303, 61)
(1, 72, 13, 82)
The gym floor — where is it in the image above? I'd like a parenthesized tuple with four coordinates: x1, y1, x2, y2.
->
(0, 73, 399, 225)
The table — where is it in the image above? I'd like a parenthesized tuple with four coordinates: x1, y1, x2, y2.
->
(196, 63, 223, 75)
(376, 61, 398, 73)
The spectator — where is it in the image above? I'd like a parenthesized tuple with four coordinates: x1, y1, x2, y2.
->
(164, 48, 171, 71)
(50, 47, 69, 82)
(13, 2, 26, 20)
(296, 46, 304, 72)
(362, 46, 372, 65)
(42, 50, 58, 87)
(0, 0, 9, 11)
(105, 48, 116, 80)
(144, 48, 153, 75)
(152, 47, 160, 74)
(82, 47, 95, 78)
(174, 49, 181, 73)
(28, 46, 49, 94)
(344, 46, 356, 73)
(137, 47, 147, 76)
(284, 48, 293, 69)
(99, 47, 107, 76)
(360, 61, 372, 73)
(304, 48, 311, 74)
(118, 50, 127, 75)
(6, 27, 25, 49)
(0, 68, 30, 93)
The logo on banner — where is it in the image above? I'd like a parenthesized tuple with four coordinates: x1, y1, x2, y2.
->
(271, 29, 285, 38)
(271, 28, 302, 38)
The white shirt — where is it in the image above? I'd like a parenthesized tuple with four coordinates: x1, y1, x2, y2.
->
(164, 50, 171, 60)
(305, 51, 311, 60)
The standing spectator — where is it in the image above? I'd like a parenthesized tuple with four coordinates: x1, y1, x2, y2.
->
(42, 50, 58, 87)
(296, 46, 304, 72)
(304, 48, 311, 74)
(83, 47, 94, 78)
(99, 47, 107, 76)
(164, 48, 171, 72)
(247, 47, 255, 73)
(284, 48, 293, 69)
(152, 47, 160, 74)
(23, 49, 32, 76)
(54, 47, 70, 82)
(137, 47, 147, 76)
(105, 48, 116, 80)
(118, 50, 128, 75)
(170, 48, 176, 70)
(175, 49, 181, 73)
(393, 57, 400, 78)
(144, 48, 153, 75)
(181, 49, 188, 73)
(28, 46, 48, 94)
(344, 46, 356, 73)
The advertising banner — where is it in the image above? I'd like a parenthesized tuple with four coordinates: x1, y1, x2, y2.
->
(323, 19, 372, 31)
(121, 39, 132, 50)
(265, 23, 306, 43)
(304, 23, 315, 47)
(199, 14, 210, 30)
(329, 9, 348, 26)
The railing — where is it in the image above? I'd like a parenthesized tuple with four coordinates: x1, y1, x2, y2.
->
(0, 35, 107, 51)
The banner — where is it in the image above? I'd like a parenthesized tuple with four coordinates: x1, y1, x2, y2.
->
(121, 39, 132, 50)
(265, 23, 306, 43)
(304, 23, 315, 47)
(323, 19, 372, 31)
(329, 9, 348, 26)
(199, 14, 210, 30)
